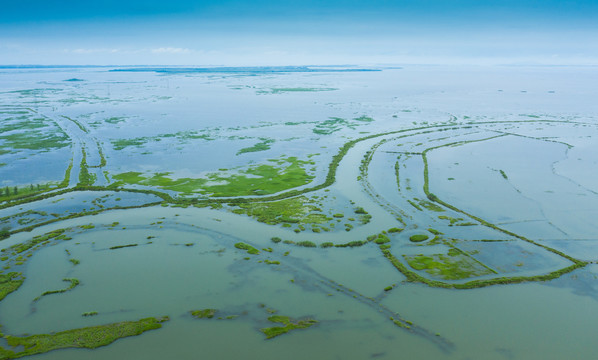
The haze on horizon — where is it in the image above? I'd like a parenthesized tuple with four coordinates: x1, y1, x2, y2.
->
(1, 0, 597, 66)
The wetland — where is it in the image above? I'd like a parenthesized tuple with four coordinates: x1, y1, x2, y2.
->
(0, 65, 597, 359)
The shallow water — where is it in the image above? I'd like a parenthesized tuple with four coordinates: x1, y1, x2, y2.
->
(1, 65, 598, 359)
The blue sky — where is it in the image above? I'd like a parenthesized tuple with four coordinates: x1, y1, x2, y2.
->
(1, 0, 597, 65)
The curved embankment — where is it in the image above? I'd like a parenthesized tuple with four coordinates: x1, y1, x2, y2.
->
(349, 129, 587, 288)
(373, 135, 587, 290)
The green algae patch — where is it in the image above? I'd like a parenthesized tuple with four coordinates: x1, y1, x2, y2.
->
(409, 234, 429, 243)
(403, 253, 495, 280)
(190, 309, 217, 319)
(260, 315, 318, 339)
(234, 243, 260, 255)
(2, 316, 169, 358)
(110, 156, 314, 197)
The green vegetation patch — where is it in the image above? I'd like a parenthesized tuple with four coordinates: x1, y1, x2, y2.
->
(409, 234, 429, 243)
(105, 117, 127, 124)
(190, 309, 217, 319)
(234, 242, 260, 255)
(334, 240, 368, 248)
(353, 115, 374, 122)
(0, 116, 69, 153)
(109, 244, 138, 250)
(312, 115, 374, 135)
(0, 116, 45, 133)
(295, 241, 317, 248)
(237, 139, 275, 155)
(2, 317, 168, 358)
(260, 315, 318, 339)
(3, 229, 66, 254)
(0, 183, 58, 203)
(264, 260, 280, 265)
(0, 273, 23, 301)
(111, 156, 314, 197)
(232, 196, 331, 227)
(313, 117, 353, 135)
(33, 278, 80, 302)
(438, 215, 465, 226)
(414, 198, 444, 212)
(403, 253, 494, 280)
(374, 234, 390, 245)
(78, 149, 96, 187)
(111, 130, 213, 151)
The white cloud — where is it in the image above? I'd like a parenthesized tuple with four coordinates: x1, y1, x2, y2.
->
(151, 47, 191, 54)
(67, 48, 119, 54)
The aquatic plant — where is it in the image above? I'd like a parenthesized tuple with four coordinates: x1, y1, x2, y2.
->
(109, 244, 138, 250)
(335, 240, 368, 248)
(409, 234, 429, 243)
(428, 228, 443, 235)
(190, 309, 217, 319)
(0, 273, 23, 301)
(234, 242, 260, 255)
(110, 156, 315, 197)
(295, 241, 317, 248)
(2, 317, 169, 358)
(264, 260, 280, 265)
(260, 315, 318, 339)
(373, 234, 390, 245)
(33, 278, 80, 301)
(237, 139, 275, 155)
(403, 254, 494, 280)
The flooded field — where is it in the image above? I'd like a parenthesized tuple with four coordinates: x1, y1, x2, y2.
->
(1, 65, 597, 359)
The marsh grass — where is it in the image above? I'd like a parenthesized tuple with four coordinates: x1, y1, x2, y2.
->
(260, 315, 318, 339)
(2, 317, 168, 358)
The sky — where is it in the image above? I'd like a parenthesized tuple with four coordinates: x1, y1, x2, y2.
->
(1, 0, 597, 65)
